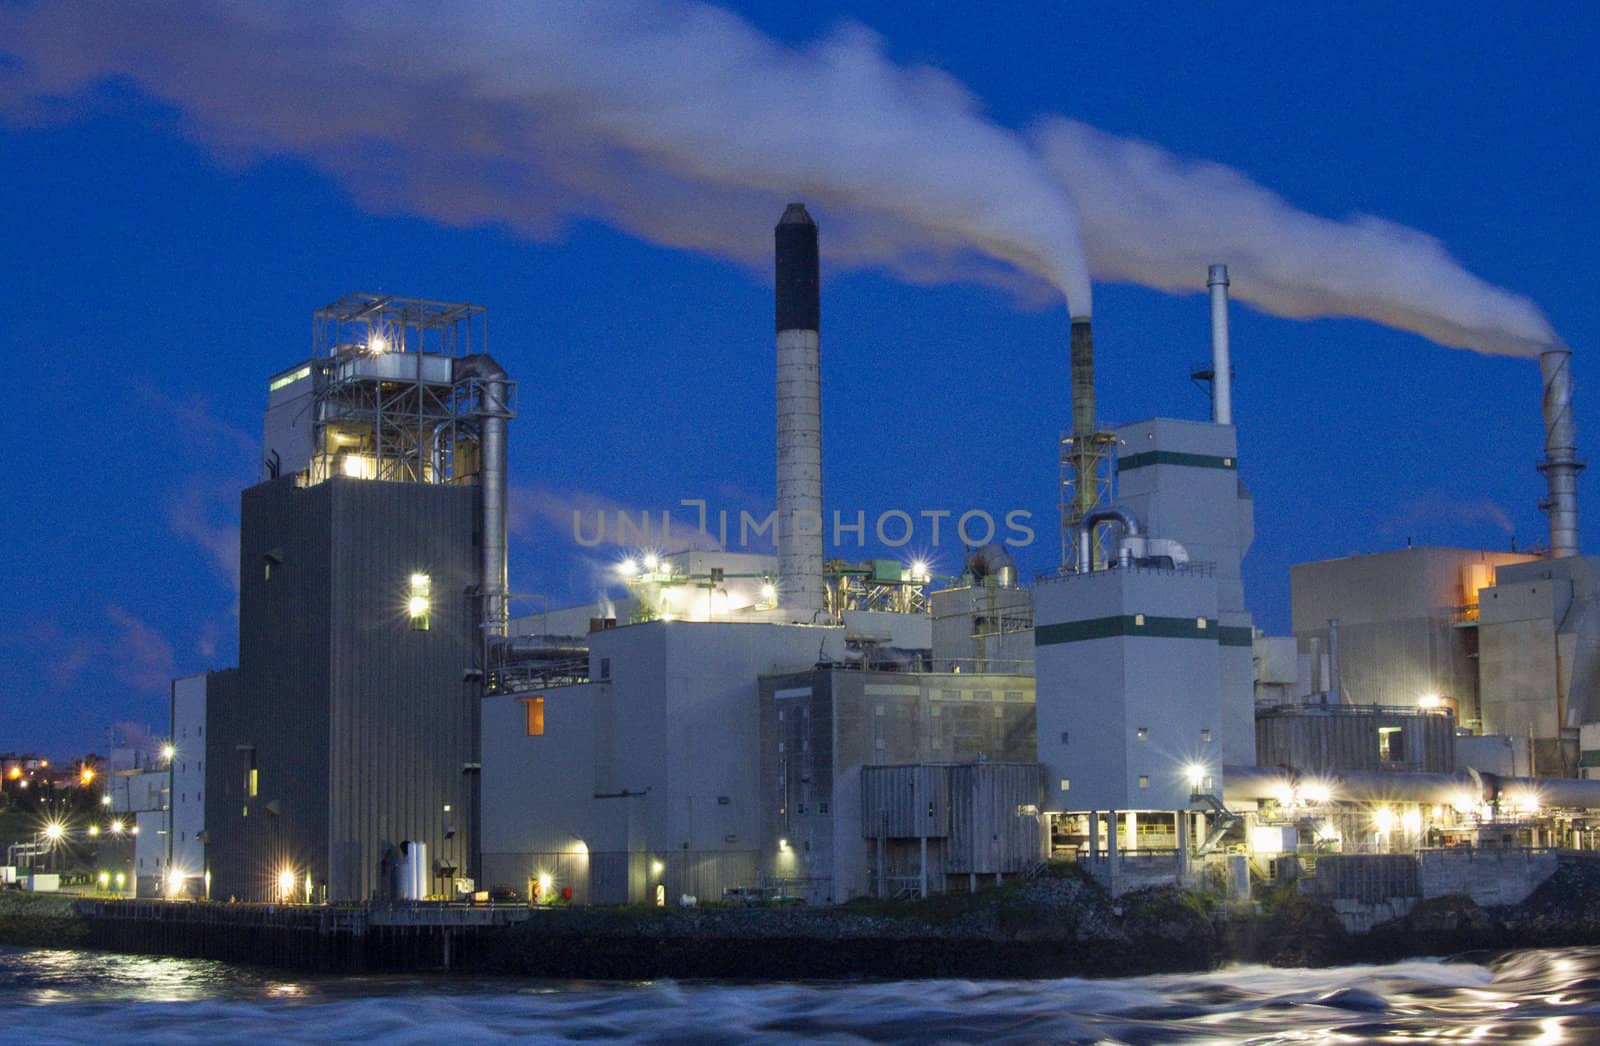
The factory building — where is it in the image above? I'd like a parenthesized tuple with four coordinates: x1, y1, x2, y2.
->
(199, 295, 513, 902)
(174, 201, 1600, 911)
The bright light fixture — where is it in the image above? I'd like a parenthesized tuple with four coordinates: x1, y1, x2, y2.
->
(44, 822, 63, 840)
(1401, 808, 1423, 834)
(368, 331, 389, 353)
(278, 868, 296, 899)
(760, 583, 776, 602)
(109, 819, 124, 835)
(161, 744, 176, 761)
(1301, 782, 1332, 804)
(1418, 693, 1443, 709)
(642, 553, 659, 572)
(408, 595, 430, 616)
(910, 560, 928, 580)
(101, 795, 112, 807)
(618, 558, 638, 577)
(1184, 763, 1207, 789)
(88, 824, 99, 837)
(168, 874, 185, 897)
(1373, 807, 1395, 834)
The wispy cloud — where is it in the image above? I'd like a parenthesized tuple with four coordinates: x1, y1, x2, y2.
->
(168, 480, 241, 595)
(106, 605, 178, 692)
(509, 483, 726, 552)
(1381, 490, 1517, 541)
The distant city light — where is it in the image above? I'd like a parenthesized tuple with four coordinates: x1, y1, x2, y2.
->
(80, 767, 95, 785)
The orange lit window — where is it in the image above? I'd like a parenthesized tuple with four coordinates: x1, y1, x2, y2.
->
(521, 696, 545, 737)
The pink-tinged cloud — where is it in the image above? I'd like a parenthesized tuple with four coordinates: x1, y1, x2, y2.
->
(1383, 491, 1518, 540)
(106, 605, 178, 693)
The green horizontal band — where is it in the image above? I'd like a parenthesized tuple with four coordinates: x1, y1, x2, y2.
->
(1118, 451, 1236, 473)
(1037, 615, 1223, 646)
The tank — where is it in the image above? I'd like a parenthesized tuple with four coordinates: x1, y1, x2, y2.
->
(394, 840, 428, 900)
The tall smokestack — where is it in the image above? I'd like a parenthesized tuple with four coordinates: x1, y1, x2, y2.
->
(1539, 349, 1583, 558)
(1207, 264, 1232, 425)
(776, 203, 825, 618)
(1070, 317, 1097, 524)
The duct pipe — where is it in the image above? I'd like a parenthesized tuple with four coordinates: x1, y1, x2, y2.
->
(489, 635, 590, 660)
(775, 203, 825, 619)
(1308, 636, 1323, 698)
(1076, 506, 1142, 573)
(456, 355, 510, 637)
(1327, 618, 1342, 703)
(1539, 349, 1583, 558)
(1207, 264, 1232, 425)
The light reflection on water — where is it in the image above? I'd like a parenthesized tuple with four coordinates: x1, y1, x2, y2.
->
(6, 944, 1600, 1043)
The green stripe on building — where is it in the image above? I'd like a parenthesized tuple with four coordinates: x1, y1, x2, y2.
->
(1217, 626, 1254, 647)
(1582, 751, 1600, 769)
(1037, 615, 1223, 646)
(1118, 450, 1237, 473)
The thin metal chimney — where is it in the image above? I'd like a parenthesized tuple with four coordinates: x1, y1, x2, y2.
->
(1207, 264, 1232, 425)
(1070, 316, 1097, 443)
(1327, 618, 1342, 703)
(1539, 349, 1583, 558)
(775, 203, 825, 618)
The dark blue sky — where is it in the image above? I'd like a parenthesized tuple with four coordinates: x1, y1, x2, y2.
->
(4, 3, 1596, 756)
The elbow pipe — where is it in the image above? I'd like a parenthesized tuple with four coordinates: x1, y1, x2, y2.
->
(1076, 507, 1142, 573)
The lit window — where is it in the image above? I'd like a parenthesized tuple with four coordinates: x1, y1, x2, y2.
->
(1136, 727, 1148, 741)
(1060, 779, 1070, 792)
(1138, 775, 1150, 788)
(1196, 618, 1208, 629)
(248, 768, 258, 798)
(1134, 613, 1145, 626)
(521, 696, 545, 737)
(1201, 729, 1212, 743)
(1379, 726, 1404, 762)
(409, 573, 431, 631)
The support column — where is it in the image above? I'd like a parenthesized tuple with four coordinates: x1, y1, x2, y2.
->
(1088, 811, 1100, 859)
(919, 837, 928, 898)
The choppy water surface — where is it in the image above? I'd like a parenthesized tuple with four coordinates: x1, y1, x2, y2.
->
(5, 945, 1600, 1043)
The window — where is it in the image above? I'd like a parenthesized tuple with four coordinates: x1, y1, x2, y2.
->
(521, 696, 545, 736)
(1138, 775, 1150, 788)
(1060, 731, 1069, 744)
(600, 657, 611, 680)
(409, 573, 431, 630)
(1136, 727, 1149, 741)
(1200, 729, 1212, 743)
(1134, 613, 1145, 626)
(1196, 617, 1208, 630)
(1060, 778, 1070, 792)
(1379, 726, 1404, 762)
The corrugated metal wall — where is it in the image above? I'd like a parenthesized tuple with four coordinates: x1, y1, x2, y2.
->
(946, 763, 1043, 874)
(1256, 708, 1455, 773)
(861, 765, 949, 838)
(211, 476, 479, 903)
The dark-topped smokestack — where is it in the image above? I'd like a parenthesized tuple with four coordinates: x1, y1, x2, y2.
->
(776, 203, 825, 618)
(1070, 316, 1096, 438)
(1540, 349, 1583, 558)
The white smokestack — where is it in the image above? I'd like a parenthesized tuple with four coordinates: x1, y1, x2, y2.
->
(776, 203, 825, 619)
(1207, 264, 1232, 425)
(1540, 349, 1583, 558)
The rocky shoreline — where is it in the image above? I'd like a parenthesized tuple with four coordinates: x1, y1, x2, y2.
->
(7, 861, 1600, 978)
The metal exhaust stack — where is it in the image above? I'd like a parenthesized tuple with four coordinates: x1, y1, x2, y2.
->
(775, 203, 825, 619)
(1070, 317, 1097, 469)
(1539, 349, 1583, 558)
(457, 354, 511, 636)
(1207, 264, 1232, 425)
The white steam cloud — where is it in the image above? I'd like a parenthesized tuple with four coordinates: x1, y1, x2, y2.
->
(0, 0, 1560, 356)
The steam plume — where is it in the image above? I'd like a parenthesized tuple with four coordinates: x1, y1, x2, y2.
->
(0, 1, 1092, 312)
(1034, 119, 1559, 356)
(0, 1, 1562, 355)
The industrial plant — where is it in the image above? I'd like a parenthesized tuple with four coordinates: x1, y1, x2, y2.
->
(114, 202, 1600, 923)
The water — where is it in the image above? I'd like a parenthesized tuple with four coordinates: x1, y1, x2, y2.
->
(4, 945, 1600, 1044)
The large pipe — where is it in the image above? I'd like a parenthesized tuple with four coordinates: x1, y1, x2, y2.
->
(776, 203, 825, 619)
(1207, 264, 1232, 425)
(1539, 349, 1583, 558)
(456, 355, 510, 637)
